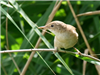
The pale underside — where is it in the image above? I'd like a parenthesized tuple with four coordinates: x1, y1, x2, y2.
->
(46, 21, 78, 49)
(54, 29, 78, 49)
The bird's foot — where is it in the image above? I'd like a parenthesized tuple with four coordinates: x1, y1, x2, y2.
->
(73, 47, 82, 55)
(53, 47, 59, 53)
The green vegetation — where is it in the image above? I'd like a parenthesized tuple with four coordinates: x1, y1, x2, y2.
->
(1, 1, 100, 75)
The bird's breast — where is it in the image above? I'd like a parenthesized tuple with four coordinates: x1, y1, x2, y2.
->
(54, 31, 78, 49)
(55, 32, 71, 42)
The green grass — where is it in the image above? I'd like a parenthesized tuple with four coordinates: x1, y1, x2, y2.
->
(1, 1, 100, 75)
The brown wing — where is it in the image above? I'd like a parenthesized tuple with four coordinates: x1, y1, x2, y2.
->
(66, 24, 76, 30)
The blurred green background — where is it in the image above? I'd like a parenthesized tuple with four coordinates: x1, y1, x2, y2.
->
(1, 1, 100, 75)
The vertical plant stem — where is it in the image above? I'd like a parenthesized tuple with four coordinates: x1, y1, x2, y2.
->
(6, 2, 9, 50)
(67, 0, 95, 56)
(1, 63, 8, 75)
(5, 1, 21, 74)
(67, 0, 100, 75)
(83, 49, 88, 75)
(5, 46, 21, 74)
(21, 1, 62, 75)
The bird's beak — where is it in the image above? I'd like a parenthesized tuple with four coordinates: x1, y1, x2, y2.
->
(38, 26, 46, 29)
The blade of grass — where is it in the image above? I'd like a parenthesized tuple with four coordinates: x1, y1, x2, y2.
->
(1, 6, 56, 75)
(0, 0, 13, 8)
(2, 1, 57, 75)
(8, 0, 74, 75)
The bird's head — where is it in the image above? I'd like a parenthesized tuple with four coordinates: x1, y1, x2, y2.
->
(38, 21, 66, 34)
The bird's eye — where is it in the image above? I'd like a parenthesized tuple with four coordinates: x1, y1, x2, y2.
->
(51, 25, 54, 27)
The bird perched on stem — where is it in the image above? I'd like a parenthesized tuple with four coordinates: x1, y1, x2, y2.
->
(39, 21, 79, 52)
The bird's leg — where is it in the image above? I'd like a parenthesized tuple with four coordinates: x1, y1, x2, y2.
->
(53, 47, 59, 53)
(73, 47, 82, 55)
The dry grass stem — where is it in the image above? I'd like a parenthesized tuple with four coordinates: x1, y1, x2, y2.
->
(67, 0, 100, 74)
(83, 49, 88, 75)
(5, 46, 21, 74)
(8, 53, 21, 74)
(20, 51, 35, 75)
(1, 63, 8, 75)
(21, 1, 62, 75)
(59, 50, 100, 62)
(0, 49, 56, 53)
(67, 0, 95, 56)
(5, 3, 21, 74)
(77, 10, 100, 17)
(1, 48, 100, 62)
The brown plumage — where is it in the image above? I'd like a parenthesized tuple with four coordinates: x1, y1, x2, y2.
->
(39, 21, 78, 49)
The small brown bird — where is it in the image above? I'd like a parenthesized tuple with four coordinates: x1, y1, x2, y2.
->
(39, 21, 78, 50)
